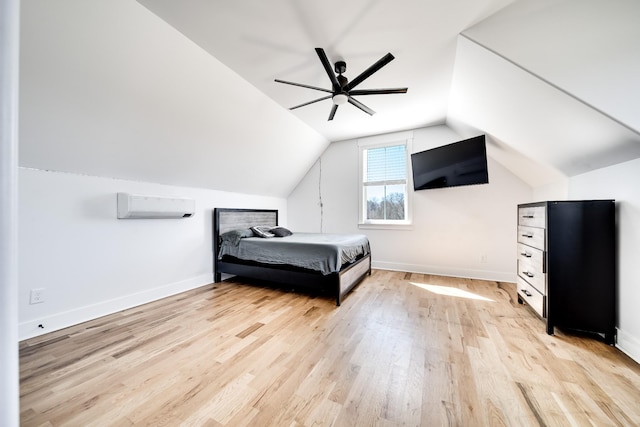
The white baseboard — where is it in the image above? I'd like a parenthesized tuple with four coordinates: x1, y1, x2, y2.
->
(372, 261, 517, 283)
(19, 273, 213, 341)
(616, 328, 640, 364)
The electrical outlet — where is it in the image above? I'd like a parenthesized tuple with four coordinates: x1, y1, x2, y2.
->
(30, 288, 45, 304)
(480, 255, 488, 264)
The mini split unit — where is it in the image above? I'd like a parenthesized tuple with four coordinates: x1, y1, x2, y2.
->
(117, 193, 195, 219)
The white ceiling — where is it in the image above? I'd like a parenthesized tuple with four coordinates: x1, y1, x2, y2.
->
(137, 0, 640, 185)
(137, 0, 516, 142)
(450, 0, 640, 185)
(18, 0, 640, 195)
(19, 0, 330, 198)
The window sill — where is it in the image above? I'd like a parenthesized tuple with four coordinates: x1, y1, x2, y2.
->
(358, 222, 413, 231)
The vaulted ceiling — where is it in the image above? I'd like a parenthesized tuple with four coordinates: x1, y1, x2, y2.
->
(137, 0, 515, 142)
(19, 0, 640, 196)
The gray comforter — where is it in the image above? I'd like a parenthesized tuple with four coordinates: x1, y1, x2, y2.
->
(218, 232, 370, 275)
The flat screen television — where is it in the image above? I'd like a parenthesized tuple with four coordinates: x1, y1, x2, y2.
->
(411, 135, 488, 191)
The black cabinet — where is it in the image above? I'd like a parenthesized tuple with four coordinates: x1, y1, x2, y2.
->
(517, 200, 616, 344)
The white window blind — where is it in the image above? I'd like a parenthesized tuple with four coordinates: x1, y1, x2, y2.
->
(363, 144, 407, 222)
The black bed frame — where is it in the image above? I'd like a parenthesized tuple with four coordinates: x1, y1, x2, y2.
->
(213, 208, 371, 306)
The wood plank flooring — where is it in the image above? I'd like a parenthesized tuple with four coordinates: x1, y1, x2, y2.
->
(20, 270, 640, 426)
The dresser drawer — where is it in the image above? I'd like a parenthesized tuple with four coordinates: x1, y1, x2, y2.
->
(517, 242, 544, 273)
(517, 276, 545, 318)
(518, 206, 546, 228)
(518, 225, 545, 250)
(518, 258, 546, 295)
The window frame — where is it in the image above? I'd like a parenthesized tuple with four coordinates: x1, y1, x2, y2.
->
(358, 135, 413, 229)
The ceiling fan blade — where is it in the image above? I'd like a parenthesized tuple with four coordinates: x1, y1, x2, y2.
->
(275, 79, 332, 93)
(328, 104, 338, 121)
(290, 95, 332, 110)
(349, 87, 408, 95)
(315, 48, 340, 89)
(345, 53, 395, 91)
(348, 96, 375, 116)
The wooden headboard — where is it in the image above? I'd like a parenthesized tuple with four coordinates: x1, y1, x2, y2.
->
(213, 208, 278, 273)
(214, 208, 278, 235)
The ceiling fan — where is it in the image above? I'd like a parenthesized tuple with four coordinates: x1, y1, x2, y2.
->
(275, 48, 408, 121)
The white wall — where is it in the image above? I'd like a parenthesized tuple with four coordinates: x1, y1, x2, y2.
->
(569, 158, 640, 362)
(288, 125, 533, 282)
(18, 0, 313, 342)
(1, 0, 20, 423)
(19, 168, 286, 340)
(532, 180, 568, 202)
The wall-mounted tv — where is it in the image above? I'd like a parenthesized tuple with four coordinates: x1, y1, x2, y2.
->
(411, 135, 488, 191)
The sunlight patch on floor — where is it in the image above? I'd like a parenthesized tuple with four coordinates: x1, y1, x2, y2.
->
(410, 282, 494, 302)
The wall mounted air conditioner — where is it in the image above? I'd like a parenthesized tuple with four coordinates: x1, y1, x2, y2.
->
(117, 193, 195, 219)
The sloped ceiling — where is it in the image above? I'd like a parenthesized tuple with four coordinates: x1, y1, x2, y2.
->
(19, 0, 328, 198)
(19, 0, 640, 195)
(137, 0, 515, 142)
(449, 0, 640, 186)
(137, 0, 640, 187)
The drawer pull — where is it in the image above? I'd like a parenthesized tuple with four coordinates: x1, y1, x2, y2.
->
(523, 271, 534, 278)
(520, 252, 532, 258)
(521, 233, 534, 238)
(521, 215, 534, 219)
(521, 289, 532, 297)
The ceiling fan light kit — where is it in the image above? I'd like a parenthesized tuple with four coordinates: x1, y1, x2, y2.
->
(275, 48, 408, 121)
(332, 93, 348, 105)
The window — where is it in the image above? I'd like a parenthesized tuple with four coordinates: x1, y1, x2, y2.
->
(359, 137, 412, 227)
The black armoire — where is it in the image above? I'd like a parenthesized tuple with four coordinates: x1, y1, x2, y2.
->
(516, 200, 616, 344)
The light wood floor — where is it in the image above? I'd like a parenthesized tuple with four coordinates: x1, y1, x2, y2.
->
(20, 270, 640, 426)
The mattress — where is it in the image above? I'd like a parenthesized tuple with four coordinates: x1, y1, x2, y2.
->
(218, 232, 370, 275)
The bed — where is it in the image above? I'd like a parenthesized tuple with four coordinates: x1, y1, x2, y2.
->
(213, 208, 371, 305)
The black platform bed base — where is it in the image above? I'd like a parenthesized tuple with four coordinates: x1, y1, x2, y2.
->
(213, 208, 371, 306)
